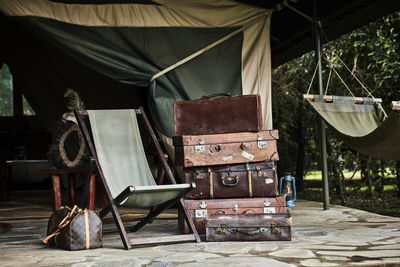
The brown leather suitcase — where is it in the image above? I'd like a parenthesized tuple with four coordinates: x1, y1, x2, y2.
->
(178, 197, 287, 234)
(206, 213, 292, 242)
(174, 94, 262, 136)
(183, 161, 278, 199)
(173, 130, 279, 167)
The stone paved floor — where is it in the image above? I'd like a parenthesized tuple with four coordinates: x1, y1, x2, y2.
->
(1, 199, 400, 266)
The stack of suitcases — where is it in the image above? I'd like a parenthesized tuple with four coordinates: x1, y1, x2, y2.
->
(173, 94, 292, 241)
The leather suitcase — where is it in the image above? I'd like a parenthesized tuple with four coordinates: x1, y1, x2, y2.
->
(183, 161, 278, 199)
(178, 197, 287, 234)
(206, 213, 292, 242)
(174, 94, 262, 136)
(173, 130, 279, 167)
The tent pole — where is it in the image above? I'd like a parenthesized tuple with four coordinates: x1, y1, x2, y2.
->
(313, 0, 330, 210)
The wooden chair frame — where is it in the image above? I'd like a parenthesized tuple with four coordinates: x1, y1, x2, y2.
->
(74, 107, 200, 249)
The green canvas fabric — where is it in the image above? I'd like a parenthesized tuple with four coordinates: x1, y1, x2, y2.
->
(124, 184, 190, 209)
(6, 16, 242, 137)
(1, 0, 274, 136)
(308, 95, 400, 160)
(88, 109, 189, 208)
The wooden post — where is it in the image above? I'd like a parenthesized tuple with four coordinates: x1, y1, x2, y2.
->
(88, 172, 96, 210)
(51, 174, 62, 210)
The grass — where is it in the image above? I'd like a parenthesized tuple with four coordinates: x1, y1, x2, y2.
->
(298, 177, 400, 217)
(305, 169, 397, 180)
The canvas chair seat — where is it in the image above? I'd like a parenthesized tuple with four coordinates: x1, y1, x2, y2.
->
(87, 109, 191, 208)
(75, 108, 199, 249)
(122, 184, 191, 209)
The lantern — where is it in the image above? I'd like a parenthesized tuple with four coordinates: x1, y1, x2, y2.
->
(279, 173, 297, 207)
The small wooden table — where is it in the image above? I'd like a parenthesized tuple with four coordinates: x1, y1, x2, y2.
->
(38, 167, 96, 211)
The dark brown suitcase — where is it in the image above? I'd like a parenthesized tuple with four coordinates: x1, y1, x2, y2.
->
(183, 161, 278, 199)
(174, 94, 262, 136)
(178, 197, 287, 234)
(173, 130, 279, 167)
(206, 213, 292, 242)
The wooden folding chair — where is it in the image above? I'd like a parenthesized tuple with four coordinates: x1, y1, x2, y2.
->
(74, 107, 200, 249)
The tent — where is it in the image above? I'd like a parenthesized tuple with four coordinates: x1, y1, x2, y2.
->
(0, 0, 273, 140)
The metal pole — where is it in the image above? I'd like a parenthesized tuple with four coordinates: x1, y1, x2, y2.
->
(313, 0, 330, 210)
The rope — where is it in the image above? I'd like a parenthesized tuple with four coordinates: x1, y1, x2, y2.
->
(306, 64, 318, 95)
(321, 29, 374, 98)
(324, 67, 332, 95)
(150, 13, 269, 83)
(333, 51, 374, 98)
(324, 51, 356, 98)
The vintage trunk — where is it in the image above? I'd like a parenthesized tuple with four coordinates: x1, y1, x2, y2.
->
(183, 161, 278, 199)
(206, 213, 292, 242)
(173, 130, 279, 167)
(178, 197, 287, 234)
(174, 94, 262, 136)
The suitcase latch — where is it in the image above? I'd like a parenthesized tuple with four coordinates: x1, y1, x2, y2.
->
(194, 169, 203, 179)
(199, 200, 207, 209)
(195, 209, 207, 218)
(264, 207, 276, 214)
(210, 144, 222, 153)
(194, 139, 205, 153)
(264, 200, 271, 207)
(271, 222, 282, 234)
(258, 170, 268, 177)
(216, 224, 227, 235)
(257, 135, 267, 149)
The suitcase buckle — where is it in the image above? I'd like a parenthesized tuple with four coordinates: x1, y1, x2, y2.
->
(271, 222, 282, 234)
(194, 169, 203, 179)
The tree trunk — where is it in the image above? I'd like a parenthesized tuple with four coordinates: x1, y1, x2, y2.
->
(295, 101, 305, 191)
(396, 161, 400, 197)
(366, 157, 374, 196)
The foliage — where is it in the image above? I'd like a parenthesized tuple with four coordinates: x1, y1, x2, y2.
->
(0, 64, 36, 116)
(272, 11, 400, 198)
(0, 64, 13, 116)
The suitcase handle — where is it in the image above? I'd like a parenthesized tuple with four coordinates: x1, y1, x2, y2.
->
(242, 209, 256, 214)
(201, 93, 232, 99)
(234, 228, 262, 235)
(221, 176, 240, 187)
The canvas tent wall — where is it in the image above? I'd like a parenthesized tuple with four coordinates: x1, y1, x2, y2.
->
(0, 0, 272, 139)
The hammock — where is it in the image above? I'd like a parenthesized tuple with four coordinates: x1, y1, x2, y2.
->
(304, 50, 400, 161)
(305, 94, 400, 160)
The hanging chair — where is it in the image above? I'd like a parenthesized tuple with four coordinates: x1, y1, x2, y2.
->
(304, 51, 400, 160)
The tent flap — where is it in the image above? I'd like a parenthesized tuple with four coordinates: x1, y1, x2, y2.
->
(0, 0, 272, 137)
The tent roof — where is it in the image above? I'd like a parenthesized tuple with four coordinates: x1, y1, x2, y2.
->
(239, 0, 400, 67)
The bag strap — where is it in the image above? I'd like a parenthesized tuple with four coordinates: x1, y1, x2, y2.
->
(43, 205, 80, 245)
(84, 209, 90, 249)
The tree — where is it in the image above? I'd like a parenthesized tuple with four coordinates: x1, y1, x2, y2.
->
(272, 11, 400, 196)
